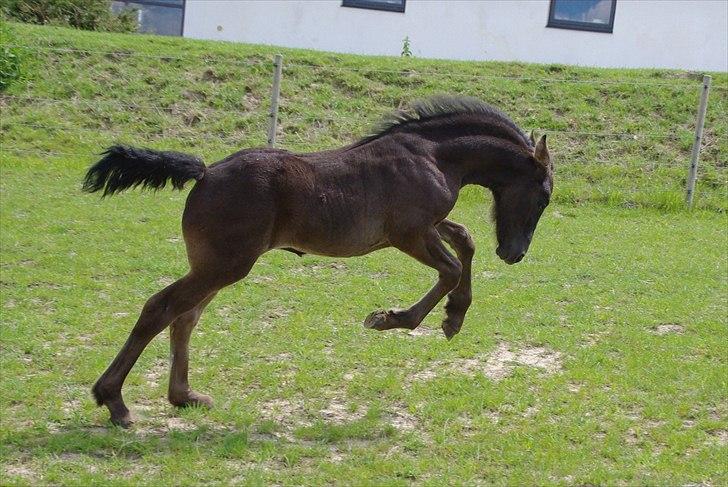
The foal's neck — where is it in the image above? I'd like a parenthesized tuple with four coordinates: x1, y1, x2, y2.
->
(433, 134, 533, 189)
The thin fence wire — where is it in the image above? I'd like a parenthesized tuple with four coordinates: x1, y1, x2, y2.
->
(284, 62, 716, 90)
(541, 129, 680, 140)
(0, 94, 255, 118)
(0, 119, 684, 142)
(0, 147, 83, 158)
(0, 120, 258, 143)
(7, 43, 727, 91)
(0, 48, 719, 172)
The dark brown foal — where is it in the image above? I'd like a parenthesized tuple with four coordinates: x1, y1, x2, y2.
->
(84, 96, 553, 426)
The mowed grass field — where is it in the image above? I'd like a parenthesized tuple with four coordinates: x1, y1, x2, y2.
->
(1, 23, 727, 486)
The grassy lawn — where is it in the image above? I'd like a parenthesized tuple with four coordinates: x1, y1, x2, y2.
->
(1, 23, 727, 486)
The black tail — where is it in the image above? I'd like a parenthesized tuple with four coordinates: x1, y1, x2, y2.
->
(82, 145, 206, 196)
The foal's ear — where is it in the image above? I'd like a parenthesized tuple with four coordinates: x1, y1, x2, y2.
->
(529, 130, 536, 146)
(534, 134, 550, 167)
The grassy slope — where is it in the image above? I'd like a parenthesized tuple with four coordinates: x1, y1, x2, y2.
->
(1, 23, 726, 210)
(1, 23, 727, 486)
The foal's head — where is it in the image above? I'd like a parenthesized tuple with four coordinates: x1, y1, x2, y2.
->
(492, 134, 553, 265)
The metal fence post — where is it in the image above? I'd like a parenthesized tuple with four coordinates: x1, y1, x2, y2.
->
(686, 75, 711, 208)
(267, 54, 283, 148)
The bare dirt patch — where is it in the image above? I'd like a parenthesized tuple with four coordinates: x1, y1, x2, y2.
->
(522, 406, 539, 418)
(476, 343, 562, 381)
(242, 92, 261, 110)
(342, 370, 359, 381)
(260, 306, 292, 329)
(165, 416, 196, 431)
(291, 261, 348, 276)
(625, 427, 640, 445)
(3, 463, 37, 481)
(61, 398, 82, 418)
(484, 410, 501, 424)
(581, 330, 608, 347)
(249, 275, 276, 284)
(567, 382, 582, 393)
(708, 429, 727, 446)
(266, 352, 293, 364)
(405, 326, 439, 337)
(651, 323, 685, 335)
(410, 367, 438, 381)
(384, 408, 418, 432)
(454, 413, 479, 436)
(408, 342, 562, 383)
(156, 276, 175, 287)
(144, 359, 168, 388)
(320, 398, 365, 423)
(258, 397, 311, 441)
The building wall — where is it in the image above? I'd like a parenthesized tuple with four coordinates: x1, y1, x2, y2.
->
(183, 0, 728, 72)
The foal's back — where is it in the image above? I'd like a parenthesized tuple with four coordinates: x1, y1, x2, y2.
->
(184, 139, 458, 259)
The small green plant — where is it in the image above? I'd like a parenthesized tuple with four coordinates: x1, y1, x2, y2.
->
(401, 36, 412, 57)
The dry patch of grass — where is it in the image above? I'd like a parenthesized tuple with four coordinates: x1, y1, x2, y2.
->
(410, 342, 563, 382)
(320, 398, 366, 424)
(651, 322, 685, 335)
(708, 429, 727, 446)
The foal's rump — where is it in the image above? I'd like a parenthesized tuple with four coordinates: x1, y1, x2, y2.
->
(180, 153, 283, 267)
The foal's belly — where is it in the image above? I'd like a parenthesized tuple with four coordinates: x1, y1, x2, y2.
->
(279, 239, 391, 258)
(272, 195, 391, 257)
(275, 216, 390, 258)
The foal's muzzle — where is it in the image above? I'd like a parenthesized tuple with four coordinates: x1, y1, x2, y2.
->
(496, 246, 526, 265)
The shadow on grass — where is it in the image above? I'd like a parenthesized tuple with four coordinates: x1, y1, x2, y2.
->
(1, 411, 402, 462)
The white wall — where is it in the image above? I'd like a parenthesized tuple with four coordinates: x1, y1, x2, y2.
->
(183, 0, 728, 72)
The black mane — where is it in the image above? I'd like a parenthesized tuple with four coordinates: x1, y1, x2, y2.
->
(354, 95, 531, 148)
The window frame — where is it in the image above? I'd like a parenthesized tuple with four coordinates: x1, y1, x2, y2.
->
(546, 0, 616, 34)
(341, 0, 406, 13)
(114, 0, 186, 36)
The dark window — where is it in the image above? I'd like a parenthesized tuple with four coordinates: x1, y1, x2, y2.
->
(342, 0, 406, 13)
(112, 0, 185, 36)
(547, 0, 616, 33)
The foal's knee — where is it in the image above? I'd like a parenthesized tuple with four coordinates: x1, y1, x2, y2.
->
(440, 259, 463, 290)
(133, 281, 203, 338)
(453, 226, 475, 258)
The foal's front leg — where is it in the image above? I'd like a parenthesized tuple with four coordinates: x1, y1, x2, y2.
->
(437, 219, 475, 339)
(364, 227, 462, 331)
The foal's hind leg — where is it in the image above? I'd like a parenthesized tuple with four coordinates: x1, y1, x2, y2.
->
(92, 273, 217, 427)
(167, 293, 216, 408)
(437, 220, 475, 339)
(364, 227, 462, 331)
(92, 260, 255, 427)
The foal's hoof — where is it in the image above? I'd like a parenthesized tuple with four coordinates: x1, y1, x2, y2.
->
(110, 411, 134, 429)
(441, 317, 462, 340)
(364, 309, 416, 331)
(364, 309, 391, 330)
(169, 390, 213, 409)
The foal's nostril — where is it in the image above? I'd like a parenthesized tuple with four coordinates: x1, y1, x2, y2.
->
(515, 252, 525, 263)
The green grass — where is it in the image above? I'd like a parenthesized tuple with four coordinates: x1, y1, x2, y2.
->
(1, 23, 727, 486)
